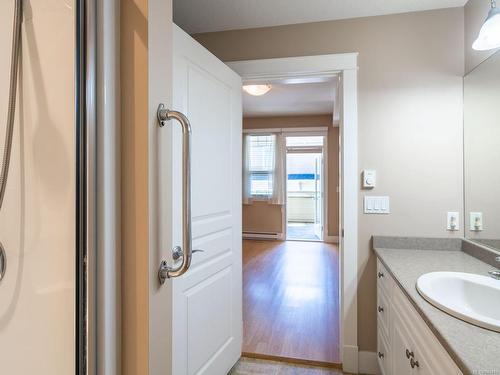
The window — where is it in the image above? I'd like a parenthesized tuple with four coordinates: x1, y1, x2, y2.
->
(243, 133, 284, 205)
(247, 134, 276, 197)
(286, 136, 324, 147)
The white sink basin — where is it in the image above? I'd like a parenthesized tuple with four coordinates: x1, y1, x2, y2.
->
(416, 272, 500, 332)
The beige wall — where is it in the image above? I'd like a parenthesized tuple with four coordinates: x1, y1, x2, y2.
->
(0, 1, 75, 373)
(194, 7, 465, 351)
(121, 0, 149, 373)
(243, 115, 339, 237)
(465, 0, 500, 73)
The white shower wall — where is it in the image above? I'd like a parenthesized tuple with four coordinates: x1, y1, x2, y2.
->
(0, 0, 75, 373)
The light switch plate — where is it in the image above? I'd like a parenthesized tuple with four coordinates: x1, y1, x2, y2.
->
(470, 212, 483, 231)
(447, 212, 459, 231)
(364, 196, 390, 214)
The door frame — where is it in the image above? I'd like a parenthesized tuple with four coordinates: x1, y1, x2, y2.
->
(229, 54, 359, 373)
(284, 133, 327, 242)
(76, 0, 97, 373)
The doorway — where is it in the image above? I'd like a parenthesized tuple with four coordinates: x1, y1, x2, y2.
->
(239, 77, 340, 366)
(231, 54, 358, 371)
(286, 135, 325, 241)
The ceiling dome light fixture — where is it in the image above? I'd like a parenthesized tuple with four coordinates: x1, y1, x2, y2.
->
(242, 84, 272, 96)
(473, 0, 500, 51)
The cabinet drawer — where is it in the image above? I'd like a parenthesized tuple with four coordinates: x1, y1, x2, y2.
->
(377, 260, 393, 295)
(377, 285, 391, 341)
(378, 328, 391, 375)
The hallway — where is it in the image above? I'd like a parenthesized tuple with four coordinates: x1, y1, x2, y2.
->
(242, 240, 340, 365)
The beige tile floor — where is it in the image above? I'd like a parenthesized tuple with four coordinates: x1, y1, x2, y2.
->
(229, 357, 344, 375)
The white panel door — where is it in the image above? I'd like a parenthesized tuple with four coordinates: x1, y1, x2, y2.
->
(171, 25, 242, 375)
(391, 307, 415, 375)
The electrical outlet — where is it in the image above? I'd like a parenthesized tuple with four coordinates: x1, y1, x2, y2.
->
(447, 212, 459, 231)
(470, 212, 483, 231)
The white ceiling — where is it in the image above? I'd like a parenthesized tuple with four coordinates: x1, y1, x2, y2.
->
(243, 80, 337, 117)
(174, 0, 467, 34)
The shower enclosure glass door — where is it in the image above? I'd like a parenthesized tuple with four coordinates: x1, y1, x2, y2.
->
(0, 1, 89, 373)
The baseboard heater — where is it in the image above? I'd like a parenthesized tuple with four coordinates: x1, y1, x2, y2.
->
(242, 231, 284, 240)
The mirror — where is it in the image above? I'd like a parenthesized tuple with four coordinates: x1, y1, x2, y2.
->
(464, 50, 500, 251)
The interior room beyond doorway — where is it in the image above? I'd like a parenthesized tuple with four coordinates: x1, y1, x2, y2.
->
(241, 77, 341, 368)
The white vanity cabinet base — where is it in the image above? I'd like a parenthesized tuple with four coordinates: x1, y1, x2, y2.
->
(377, 260, 462, 375)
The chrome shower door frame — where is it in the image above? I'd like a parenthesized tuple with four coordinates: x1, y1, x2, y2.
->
(76, 0, 97, 374)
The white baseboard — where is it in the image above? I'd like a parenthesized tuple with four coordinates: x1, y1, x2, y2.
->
(359, 351, 381, 375)
(342, 345, 359, 374)
(324, 235, 340, 243)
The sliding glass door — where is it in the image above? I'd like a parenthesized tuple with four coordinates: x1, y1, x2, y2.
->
(285, 136, 325, 241)
(313, 153, 324, 240)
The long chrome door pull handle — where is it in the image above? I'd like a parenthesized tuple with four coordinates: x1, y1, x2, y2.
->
(157, 104, 193, 283)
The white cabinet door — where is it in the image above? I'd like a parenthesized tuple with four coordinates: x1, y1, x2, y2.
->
(411, 348, 433, 375)
(392, 309, 414, 375)
(170, 25, 243, 375)
(392, 294, 439, 375)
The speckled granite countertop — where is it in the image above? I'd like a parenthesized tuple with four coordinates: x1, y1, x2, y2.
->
(373, 236, 500, 375)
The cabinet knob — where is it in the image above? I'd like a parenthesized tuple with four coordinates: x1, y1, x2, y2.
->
(378, 306, 384, 313)
(405, 349, 414, 359)
(410, 358, 420, 368)
(378, 272, 384, 278)
(378, 352, 384, 359)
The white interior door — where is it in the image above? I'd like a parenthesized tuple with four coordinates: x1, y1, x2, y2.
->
(171, 25, 242, 375)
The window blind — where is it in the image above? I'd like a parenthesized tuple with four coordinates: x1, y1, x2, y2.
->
(247, 134, 276, 197)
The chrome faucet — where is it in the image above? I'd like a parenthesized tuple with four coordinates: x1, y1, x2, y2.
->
(488, 256, 500, 280)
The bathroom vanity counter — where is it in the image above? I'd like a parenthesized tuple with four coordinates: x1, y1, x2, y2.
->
(373, 237, 500, 375)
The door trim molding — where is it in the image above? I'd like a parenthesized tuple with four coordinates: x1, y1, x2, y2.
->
(229, 53, 359, 373)
(243, 126, 329, 134)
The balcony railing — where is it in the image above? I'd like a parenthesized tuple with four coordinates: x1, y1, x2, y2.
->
(287, 191, 317, 223)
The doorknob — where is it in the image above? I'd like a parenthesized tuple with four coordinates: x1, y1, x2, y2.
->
(157, 104, 193, 283)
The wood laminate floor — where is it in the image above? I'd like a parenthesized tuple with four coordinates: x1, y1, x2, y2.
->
(243, 240, 340, 364)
